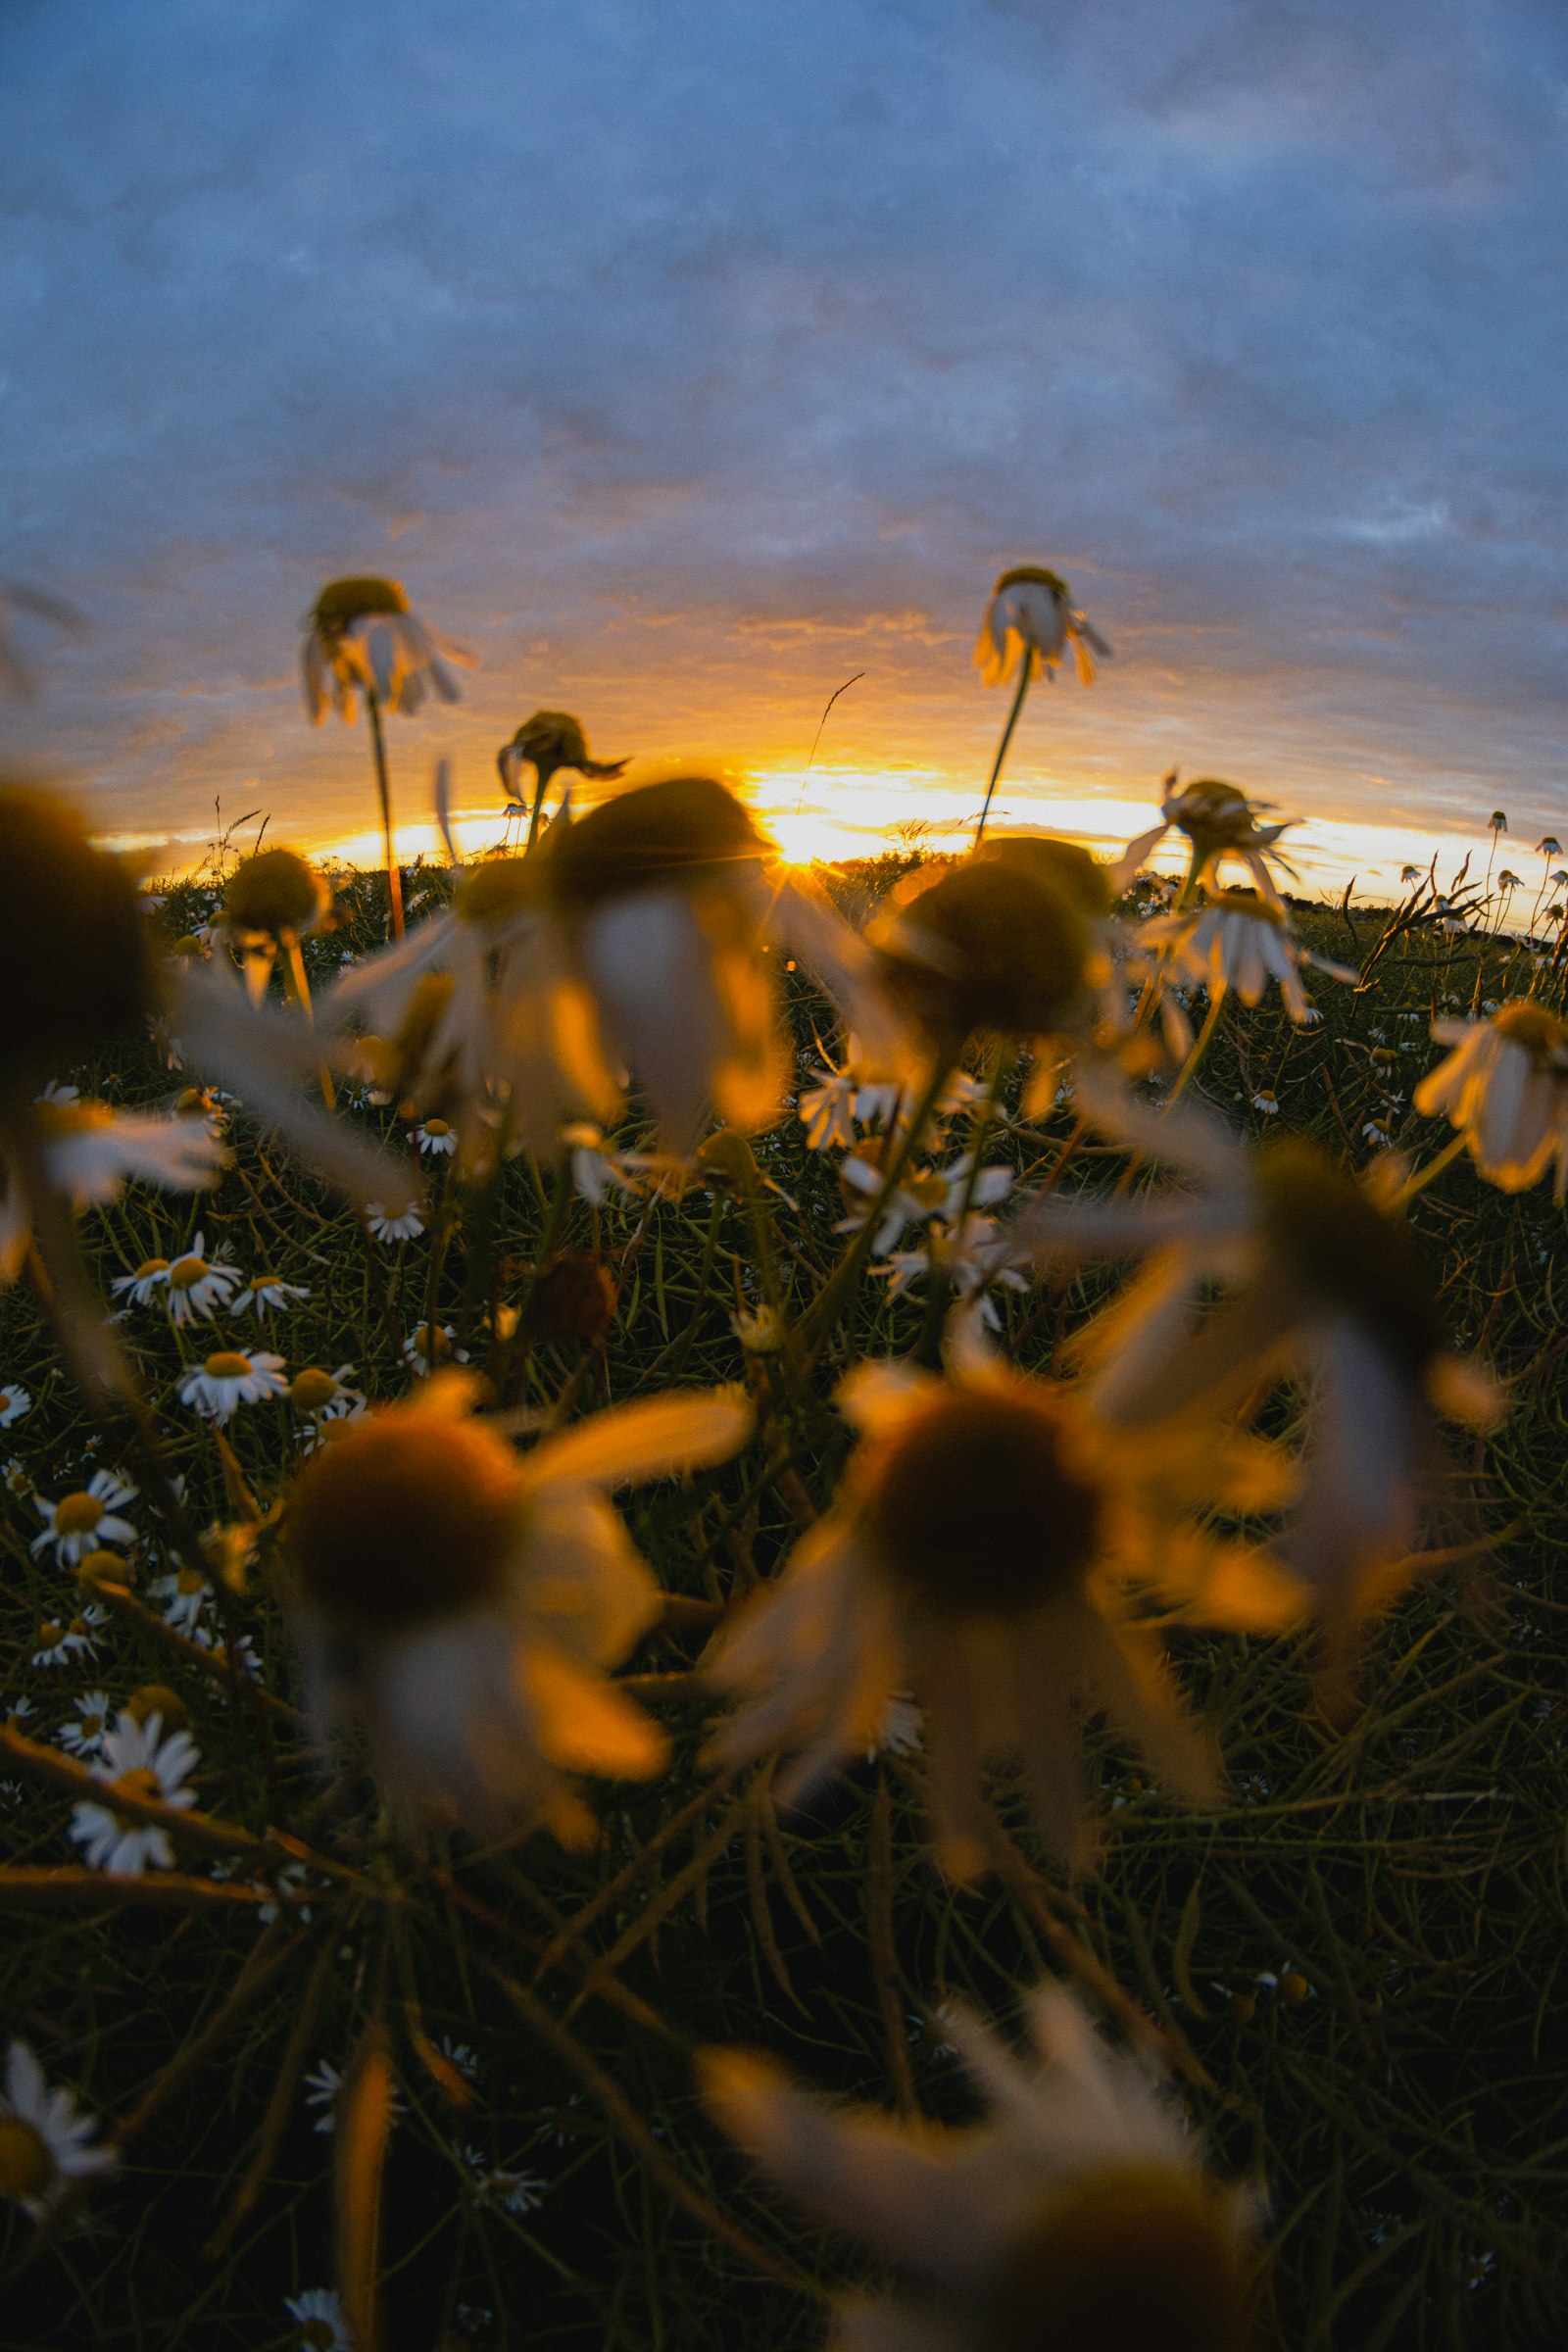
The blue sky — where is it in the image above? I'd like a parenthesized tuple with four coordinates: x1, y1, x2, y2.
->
(2, 0, 1566, 883)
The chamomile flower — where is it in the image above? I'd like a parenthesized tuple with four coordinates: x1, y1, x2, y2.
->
(1413, 1001, 1568, 1203)
(32, 1470, 138, 1565)
(974, 565, 1111, 688)
(0, 2039, 114, 2220)
(290, 1364, 367, 1445)
(0, 1102, 229, 1279)
(498, 710, 625, 838)
(111, 1256, 172, 1306)
(402, 1322, 468, 1379)
(838, 1152, 1013, 1259)
(413, 1116, 458, 1156)
(220, 849, 332, 1004)
(0, 1382, 29, 1427)
(1251, 1090, 1280, 1117)
(56, 1690, 115, 1757)
(708, 1355, 1279, 1877)
(70, 1708, 199, 1875)
(365, 1200, 425, 1243)
(233, 1273, 312, 1317)
(881, 1212, 1030, 1331)
(699, 1987, 1256, 2352)
(798, 1060, 861, 1152)
(1116, 779, 1297, 910)
(454, 2142, 547, 2214)
(148, 1564, 212, 1634)
(31, 1608, 106, 1667)
(164, 1232, 242, 1325)
(562, 1122, 635, 1207)
(179, 1348, 288, 1422)
(1148, 891, 1354, 1025)
(283, 2289, 352, 2351)
(301, 576, 474, 724)
(286, 1372, 751, 1838)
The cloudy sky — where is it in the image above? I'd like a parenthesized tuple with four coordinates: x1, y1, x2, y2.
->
(3, 0, 1566, 891)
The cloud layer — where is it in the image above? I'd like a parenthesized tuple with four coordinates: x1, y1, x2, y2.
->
(2, 0, 1565, 866)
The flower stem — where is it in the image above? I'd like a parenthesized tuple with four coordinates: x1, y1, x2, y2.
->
(1391, 1130, 1468, 1204)
(974, 659, 1033, 846)
(365, 687, 405, 942)
(1165, 978, 1228, 1107)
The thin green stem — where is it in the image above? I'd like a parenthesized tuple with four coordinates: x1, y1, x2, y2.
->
(974, 658, 1033, 845)
(365, 686, 405, 942)
(1165, 978, 1228, 1107)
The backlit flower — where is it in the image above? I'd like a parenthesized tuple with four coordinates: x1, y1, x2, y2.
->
(164, 1231, 242, 1325)
(1413, 1001, 1568, 1203)
(974, 566, 1111, 688)
(1116, 780, 1297, 910)
(708, 1355, 1275, 1876)
(700, 1987, 1255, 2352)
(287, 1373, 751, 1838)
(179, 1348, 288, 1422)
(0, 2039, 113, 2220)
(301, 576, 474, 723)
(31, 1608, 106, 1667)
(1148, 891, 1354, 1025)
(32, 1469, 137, 1565)
(69, 1708, 199, 1875)
(220, 848, 332, 1004)
(497, 710, 626, 830)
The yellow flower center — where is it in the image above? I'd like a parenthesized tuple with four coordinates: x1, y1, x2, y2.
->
(290, 1368, 340, 1413)
(1256, 1140, 1443, 1372)
(1492, 999, 1568, 1070)
(980, 834, 1113, 918)
(546, 776, 766, 909)
(113, 1767, 163, 1806)
(36, 1622, 64, 1648)
(311, 575, 411, 635)
(75, 1549, 125, 1588)
(299, 2325, 337, 2351)
(133, 1257, 171, 1282)
(175, 1567, 206, 1595)
(168, 1255, 209, 1291)
(422, 1117, 451, 1137)
(867, 1387, 1102, 1617)
(0, 788, 155, 1088)
(994, 563, 1069, 598)
(204, 1352, 254, 1382)
(224, 848, 327, 938)
(981, 2162, 1251, 2352)
(879, 860, 1091, 1046)
(1170, 781, 1263, 853)
(174, 1089, 212, 1114)
(53, 1492, 103, 1538)
(126, 1685, 184, 1730)
(0, 2115, 56, 2203)
(290, 1408, 525, 1633)
(173, 935, 206, 957)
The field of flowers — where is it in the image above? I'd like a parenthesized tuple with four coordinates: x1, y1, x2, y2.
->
(2, 572, 1566, 2351)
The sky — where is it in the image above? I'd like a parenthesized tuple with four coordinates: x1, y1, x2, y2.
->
(2, 0, 1566, 899)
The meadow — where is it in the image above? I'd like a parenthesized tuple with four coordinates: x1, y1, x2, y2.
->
(1, 585, 1566, 2352)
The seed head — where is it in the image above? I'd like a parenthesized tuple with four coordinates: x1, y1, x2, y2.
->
(981, 2162, 1252, 2352)
(224, 848, 329, 939)
(0, 788, 154, 1088)
(546, 777, 766, 910)
(0, 2115, 55, 2203)
(980, 833, 1113, 918)
(290, 1405, 525, 1633)
(867, 1387, 1102, 1617)
(878, 860, 1091, 1046)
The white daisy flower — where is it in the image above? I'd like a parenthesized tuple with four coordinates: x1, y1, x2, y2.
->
(1362, 1117, 1395, 1148)
(401, 1323, 468, 1380)
(110, 1256, 172, 1306)
(453, 2142, 547, 2215)
(148, 1564, 212, 1634)
(365, 1200, 425, 1244)
(164, 1232, 243, 1325)
(1251, 1090, 1280, 1116)
(839, 1152, 1013, 1259)
(562, 1122, 634, 1208)
(179, 1348, 288, 1422)
(233, 1273, 312, 1317)
(700, 1987, 1256, 2352)
(1146, 890, 1355, 1025)
(290, 1363, 366, 1428)
(1414, 1000, 1568, 1204)
(303, 2058, 344, 2134)
(301, 575, 475, 725)
(69, 1709, 200, 1876)
(1114, 776, 1298, 909)
(31, 1607, 107, 1668)
(32, 1097, 229, 1212)
(56, 1690, 115, 1757)
(0, 2039, 114, 2220)
(974, 565, 1111, 689)
(283, 2288, 352, 2351)
(289, 1373, 752, 1838)
(413, 1116, 458, 1156)
(0, 1382, 29, 1427)
(31, 1470, 138, 1565)
(798, 1062, 860, 1152)
(881, 1211, 1030, 1330)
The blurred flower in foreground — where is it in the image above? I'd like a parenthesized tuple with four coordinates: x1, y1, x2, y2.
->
(300, 576, 473, 724)
(974, 566, 1111, 690)
(286, 1372, 751, 1839)
(0, 2039, 113, 2219)
(283, 2287, 352, 2350)
(1146, 891, 1355, 1026)
(1414, 1002, 1568, 1204)
(1116, 779, 1296, 910)
(70, 1708, 199, 1875)
(220, 848, 332, 1006)
(700, 1986, 1257, 2352)
(709, 1354, 1290, 1877)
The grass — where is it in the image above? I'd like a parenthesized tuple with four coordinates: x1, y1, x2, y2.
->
(1, 847, 1565, 2350)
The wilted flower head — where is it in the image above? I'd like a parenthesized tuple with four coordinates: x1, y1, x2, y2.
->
(700, 1987, 1257, 2352)
(1489, 809, 1508, 835)
(869, 853, 1098, 1063)
(223, 848, 331, 943)
(497, 710, 626, 808)
(1150, 890, 1354, 1025)
(1414, 1000, 1568, 1203)
(301, 575, 475, 723)
(974, 565, 1111, 689)
(288, 1372, 751, 1838)
(1538, 837, 1563, 859)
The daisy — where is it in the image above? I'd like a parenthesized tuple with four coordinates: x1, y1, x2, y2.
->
(365, 1200, 425, 1243)
(1007, 1092, 1499, 1640)
(111, 1256, 172, 1306)
(1146, 890, 1355, 1025)
(881, 1212, 1031, 1332)
(32, 1469, 138, 1565)
(303, 2057, 347, 2133)
(699, 1987, 1257, 2352)
(179, 1348, 288, 1422)
(798, 1060, 860, 1152)
(1413, 1000, 1568, 1203)
(974, 565, 1111, 691)
(69, 1708, 200, 1876)
(1250, 1090, 1280, 1116)
(1115, 778, 1297, 910)
(56, 1690, 115, 1757)
(164, 1231, 243, 1325)
(413, 1116, 458, 1156)
(32, 1097, 229, 1212)
(31, 1608, 106, 1668)
(0, 1382, 29, 1426)
(233, 1273, 312, 1317)
(148, 1564, 212, 1634)
(283, 2289, 352, 2352)
(707, 1354, 1280, 1877)
(839, 1152, 1013, 1259)
(0, 2039, 114, 2220)
(290, 1363, 367, 1436)
(497, 709, 626, 846)
(287, 1371, 751, 1838)
(562, 1122, 635, 1208)
(220, 848, 332, 1005)
(454, 2142, 547, 2214)
(301, 576, 474, 726)
(402, 1322, 469, 1379)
